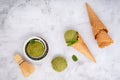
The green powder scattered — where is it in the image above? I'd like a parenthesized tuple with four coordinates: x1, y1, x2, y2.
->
(51, 56, 67, 72)
(26, 40, 45, 58)
(64, 30, 78, 46)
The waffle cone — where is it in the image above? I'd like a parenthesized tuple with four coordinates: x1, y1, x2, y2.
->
(96, 30, 113, 48)
(72, 34, 96, 63)
(86, 3, 108, 38)
(86, 3, 113, 47)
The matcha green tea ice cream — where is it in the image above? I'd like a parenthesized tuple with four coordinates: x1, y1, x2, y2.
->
(51, 56, 67, 72)
(64, 30, 78, 46)
(64, 29, 96, 63)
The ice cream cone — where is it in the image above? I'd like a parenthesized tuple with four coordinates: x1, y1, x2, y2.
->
(14, 54, 35, 77)
(86, 2, 113, 48)
(72, 34, 96, 63)
(96, 30, 113, 48)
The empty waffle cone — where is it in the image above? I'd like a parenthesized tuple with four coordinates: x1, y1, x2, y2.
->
(96, 30, 113, 48)
(86, 3, 108, 37)
(86, 3, 113, 47)
(72, 34, 96, 63)
(14, 54, 35, 77)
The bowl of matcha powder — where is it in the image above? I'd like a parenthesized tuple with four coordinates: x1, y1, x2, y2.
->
(24, 36, 48, 63)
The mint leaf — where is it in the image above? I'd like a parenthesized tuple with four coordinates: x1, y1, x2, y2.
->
(30, 39, 35, 44)
(72, 55, 78, 62)
(67, 39, 78, 46)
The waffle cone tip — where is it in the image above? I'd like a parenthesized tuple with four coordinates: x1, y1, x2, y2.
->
(85, 2, 89, 7)
(91, 57, 96, 63)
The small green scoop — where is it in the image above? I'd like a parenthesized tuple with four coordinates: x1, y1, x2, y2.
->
(51, 56, 67, 72)
(64, 30, 78, 46)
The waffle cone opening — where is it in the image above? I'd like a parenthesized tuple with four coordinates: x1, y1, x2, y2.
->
(96, 30, 113, 48)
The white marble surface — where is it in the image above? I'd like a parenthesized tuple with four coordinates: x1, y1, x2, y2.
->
(0, 0, 120, 80)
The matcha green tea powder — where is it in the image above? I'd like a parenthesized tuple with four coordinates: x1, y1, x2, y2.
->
(51, 56, 67, 72)
(26, 40, 45, 58)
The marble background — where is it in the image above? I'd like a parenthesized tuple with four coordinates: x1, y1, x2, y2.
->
(0, 0, 120, 80)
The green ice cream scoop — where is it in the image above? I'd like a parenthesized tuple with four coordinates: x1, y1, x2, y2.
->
(51, 56, 67, 72)
(64, 30, 78, 46)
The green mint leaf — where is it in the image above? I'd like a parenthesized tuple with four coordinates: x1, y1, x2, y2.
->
(72, 55, 78, 62)
(67, 39, 78, 46)
(30, 39, 35, 44)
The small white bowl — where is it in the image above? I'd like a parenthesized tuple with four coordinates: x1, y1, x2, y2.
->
(23, 36, 48, 63)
